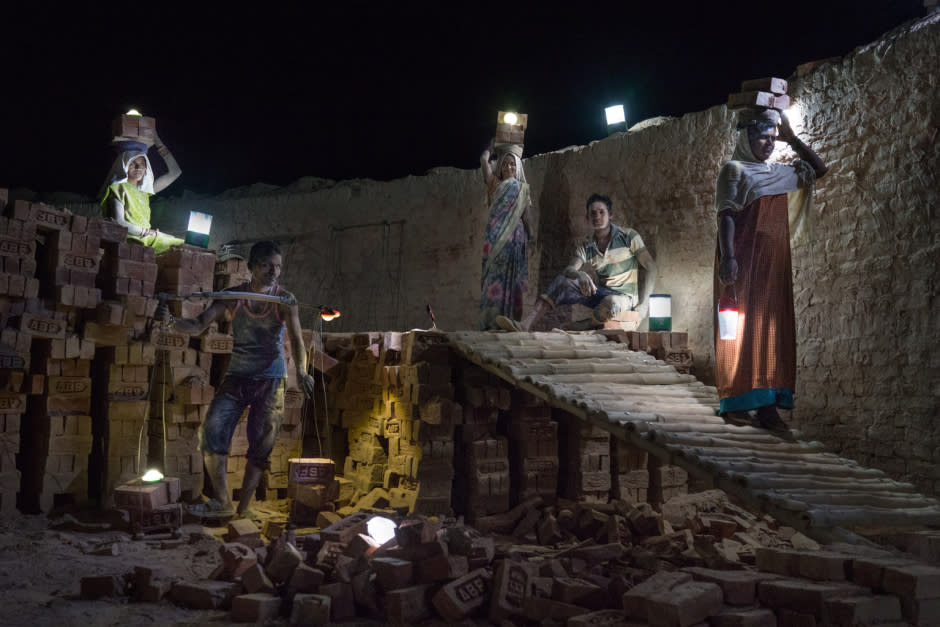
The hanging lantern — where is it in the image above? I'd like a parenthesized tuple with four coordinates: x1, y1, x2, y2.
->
(648, 294, 672, 332)
(718, 294, 739, 340)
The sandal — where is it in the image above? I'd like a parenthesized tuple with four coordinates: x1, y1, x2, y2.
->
(186, 499, 235, 519)
(755, 406, 794, 439)
(494, 316, 523, 332)
(721, 410, 753, 426)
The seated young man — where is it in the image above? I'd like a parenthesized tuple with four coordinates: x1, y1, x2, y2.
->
(497, 193, 657, 331)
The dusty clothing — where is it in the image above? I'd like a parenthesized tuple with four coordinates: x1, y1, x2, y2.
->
(226, 282, 288, 378)
(571, 224, 647, 303)
(479, 173, 529, 330)
(540, 276, 634, 323)
(199, 376, 285, 468)
(100, 181, 184, 253)
(714, 135, 816, 413)
(200, 282, 290, 464)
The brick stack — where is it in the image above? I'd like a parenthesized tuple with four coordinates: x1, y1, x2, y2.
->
(317, 331, 459, 517)
(146, 246, 218, 499)
(648, 459, 689, 506)
(622, 331, 693, 375)
(336, 333, 387, 495)
(38, 215, 102, 309)
(398, 332, 457, 514)
(612, 440, 649, 504)
(558, 415, 611, 504)
(214, 257, 250, 291)
(156, 246, 215, 298)
(0, 368, 24, 514)
(31, 335, 97, 516)
(506, 390, 558, 505)
(454, 364, 510, 520)
(3, 200, 100, 512)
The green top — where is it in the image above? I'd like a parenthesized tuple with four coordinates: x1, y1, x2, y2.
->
(100, 181, 183, 254)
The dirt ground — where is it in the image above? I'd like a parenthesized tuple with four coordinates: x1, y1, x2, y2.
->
(0, 500, 301, 626)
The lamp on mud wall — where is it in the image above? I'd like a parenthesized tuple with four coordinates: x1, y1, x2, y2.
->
(648, 294, 672, 331)
(606, 104, 626, 134)
(184, 211, 212, 248)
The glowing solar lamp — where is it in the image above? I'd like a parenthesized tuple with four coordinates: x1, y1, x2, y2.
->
(495, 111, 527, 148)
(367, 516, 397, 544)
(606, 105, 627, 134)
(126, 108, 143, 116)
(319, 308, 341, 322)
(718, 294, 739, 340)
(141, 469, 164, 483)
(184, 211, 212, 248)
(648, 294, 672, 332)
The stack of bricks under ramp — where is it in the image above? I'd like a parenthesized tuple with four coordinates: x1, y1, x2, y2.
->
(323, 331, 458, 517)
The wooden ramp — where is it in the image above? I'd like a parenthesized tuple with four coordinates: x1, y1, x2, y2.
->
(447, 330, 940, 544)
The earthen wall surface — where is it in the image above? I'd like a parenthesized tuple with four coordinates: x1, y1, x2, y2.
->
(69, 15, 939, 495)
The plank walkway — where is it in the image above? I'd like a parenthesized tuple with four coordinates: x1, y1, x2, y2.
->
(447, 330, 940, 544)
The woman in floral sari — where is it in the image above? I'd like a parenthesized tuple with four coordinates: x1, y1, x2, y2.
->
(478, 144, 533, 330)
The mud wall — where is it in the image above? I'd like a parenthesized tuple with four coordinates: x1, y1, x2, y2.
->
(69, 15, 940, 495)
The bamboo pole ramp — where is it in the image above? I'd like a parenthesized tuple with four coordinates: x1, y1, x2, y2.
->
(447, 330, 940, 542)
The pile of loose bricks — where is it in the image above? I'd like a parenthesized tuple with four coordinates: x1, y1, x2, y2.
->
(311, 329, 690, 526)
(0, 191, 308, 512)
(80, 493, 940, 625)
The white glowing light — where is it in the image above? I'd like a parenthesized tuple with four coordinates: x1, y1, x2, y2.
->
(786, 101, 804, 135)
(142, 469, 164, 482)
(320, 308, 341, 322)
(649, 294, 671, 318)
(187, 211, 213, 235)
(367, 516, 397, 544)
(126, 109, 143, 116)
(605, 105, 626, 125)
(503, 112, 518, 125)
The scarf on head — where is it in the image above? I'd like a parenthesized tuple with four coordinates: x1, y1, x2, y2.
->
(715, 109, 816, 239)
(98, 151, 155, 200)
(494, 152, 526, 184)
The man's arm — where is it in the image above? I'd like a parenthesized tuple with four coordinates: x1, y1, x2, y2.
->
(285, 303, 316, 399)
(635, 248, 657, 316)
(562, 257, 596, 297)
(157, 299, 229, 335)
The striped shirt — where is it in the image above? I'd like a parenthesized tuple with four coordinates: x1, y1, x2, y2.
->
(574, 224, 647, 301)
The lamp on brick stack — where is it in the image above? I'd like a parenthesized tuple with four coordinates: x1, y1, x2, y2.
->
(648, 294, 672, 332)
(112, 108, 157, 153)
(183, 211, 212, 248)
(494, 110, 527, 158)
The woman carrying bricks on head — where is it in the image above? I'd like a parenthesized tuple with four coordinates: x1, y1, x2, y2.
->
(477, 141, 533, 330)
(99, 133, 185, 254)
(715, 108, 827, 432)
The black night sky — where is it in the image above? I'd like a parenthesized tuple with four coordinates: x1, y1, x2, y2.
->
(0, 1, 927, 198)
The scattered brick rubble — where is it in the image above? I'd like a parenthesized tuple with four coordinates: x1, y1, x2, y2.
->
(79, 493, 940, 625)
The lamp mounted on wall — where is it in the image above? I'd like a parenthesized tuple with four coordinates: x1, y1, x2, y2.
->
(184, 211, 212, 248)
(605, 104, 627, 134)
(648, 293, 672, 332)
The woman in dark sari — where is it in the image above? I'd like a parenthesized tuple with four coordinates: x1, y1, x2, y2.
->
(478, 144, 533, 330)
